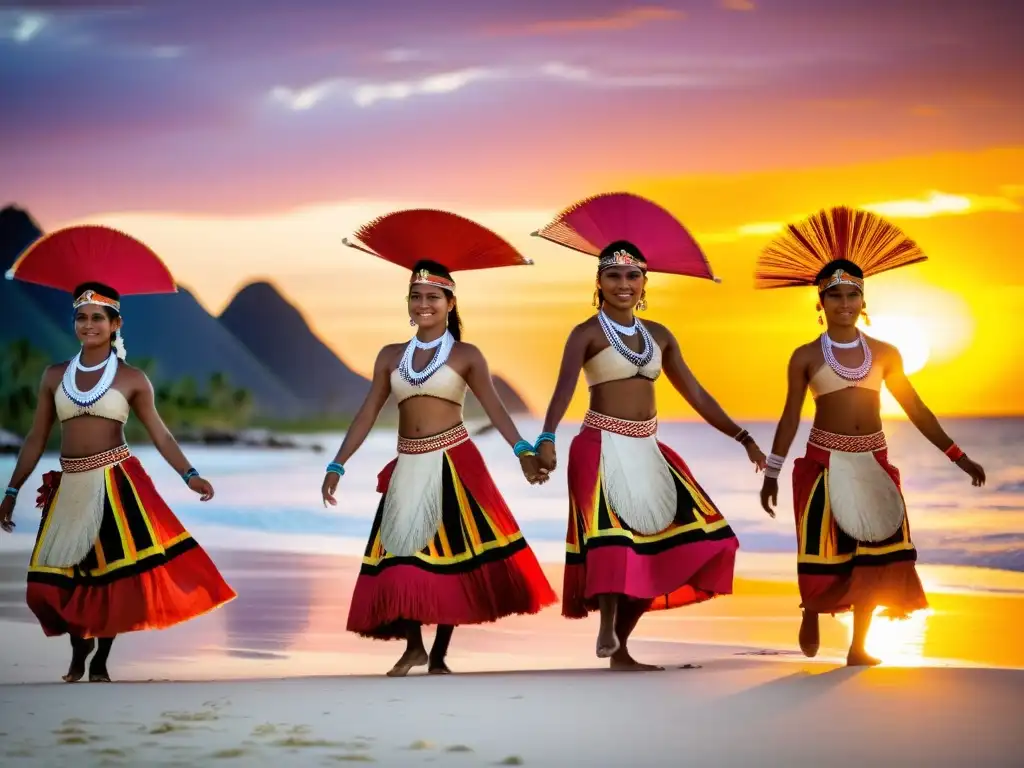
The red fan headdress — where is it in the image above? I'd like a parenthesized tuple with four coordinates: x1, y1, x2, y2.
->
(5, 225, 177, 308)
(532, 192, 719, 282)
(754, 206, 927, 293)
(342, 209, 532, 292)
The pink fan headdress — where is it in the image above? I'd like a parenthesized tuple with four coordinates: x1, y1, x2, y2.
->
(531, 192, 720, 282)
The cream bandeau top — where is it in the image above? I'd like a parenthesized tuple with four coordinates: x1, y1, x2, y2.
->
(55, 386, 130, 424)
(390, 365, 468, 406)
(583, 343, 663, 388)
(808, 362, 884, 399)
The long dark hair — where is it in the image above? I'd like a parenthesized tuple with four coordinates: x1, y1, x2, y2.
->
(409, 260, 462, 341)
(72, 281, 122, 350)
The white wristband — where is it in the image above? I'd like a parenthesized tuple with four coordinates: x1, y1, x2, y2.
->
(764, 453, 785, 480)
(764, 466, 782, 480)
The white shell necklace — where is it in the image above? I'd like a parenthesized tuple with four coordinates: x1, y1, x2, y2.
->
(821, 331, 872, 382)
(598, 310, 655, 368)
(398, 331, 454, 386)
(62, 350, 119, 406)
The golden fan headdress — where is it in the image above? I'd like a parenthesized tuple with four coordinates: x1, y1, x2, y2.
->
(754, 206, 927, 291)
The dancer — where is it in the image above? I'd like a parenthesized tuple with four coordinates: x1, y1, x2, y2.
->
(323, 209, 557, 676)
(755, 206, 985, 666)
(532, 192, 765, 671)
(1, 227, 236, 682)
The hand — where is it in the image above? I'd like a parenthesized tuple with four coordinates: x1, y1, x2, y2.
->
(0, 496, 14, 533)
(322, 472, 340, 507)
(519, 454, 549, 486)
(759, 477, 777, 519)
(187, 475, 215, 501)
(745, 440, 767, 472)
(956, 455, 986, 487)
(537, 441, 557, 473)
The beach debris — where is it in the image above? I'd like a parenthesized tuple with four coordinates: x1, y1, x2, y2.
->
(497, 756, 525, 765)
(407, 739, 435, 750)
(328, 756, 376, 763)
(270, 737, 342, 748)
(211, 748, 248, 758)
(161, 709, 219, 722)
(678, 664, 703, 670)
(446, 744, 474, 753)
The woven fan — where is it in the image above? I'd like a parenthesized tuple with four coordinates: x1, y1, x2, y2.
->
(342, 209, 533, 272)
(5, 225, 177, 295)
(755, 206, 927, 289)
(532, 192, 719, 281)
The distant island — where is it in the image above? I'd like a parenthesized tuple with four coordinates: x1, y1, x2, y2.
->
(0, 205, 532, 450)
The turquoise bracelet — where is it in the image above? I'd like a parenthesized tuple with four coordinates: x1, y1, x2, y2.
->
(182, 468, 199, 483)
(513, 440, 535, 458)
(3, 486, 17, 499)
(535, 432, 556, 449)
(326, 462, 346, 476)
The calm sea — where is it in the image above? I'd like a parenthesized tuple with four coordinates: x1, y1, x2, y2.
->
(2, 418, 1022, 580)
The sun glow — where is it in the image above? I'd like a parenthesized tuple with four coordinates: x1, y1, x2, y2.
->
(837, 608, 934, 666)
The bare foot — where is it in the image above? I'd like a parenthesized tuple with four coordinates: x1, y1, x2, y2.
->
(609, 649, 664, 672)
(596, 627, 620, 659)
(386, 647, 428, 677)
(798, 611, 820, 658)
(88, 657, 111, 683)
(62, 638, 96, 683)
(846, 648, 882, 667)
(428, 659, 452, 675)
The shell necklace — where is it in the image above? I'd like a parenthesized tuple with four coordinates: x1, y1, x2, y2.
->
(62, 350, 119, 406)
(397, 331, 454, 386)
(820, 331, 872, 381)
(598, 310, 655, 368)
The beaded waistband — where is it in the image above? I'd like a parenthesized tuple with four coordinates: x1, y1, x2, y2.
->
(583, 410, 658, 438)
(59, 444, 131, 473)
(808, 428, 886, 453)
(397, 424, 469, 455)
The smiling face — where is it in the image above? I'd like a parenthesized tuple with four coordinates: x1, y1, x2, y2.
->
(598, 265, 648, 312)
(74, 303, 121, 351)
(820, 283, 864, 329)
(408, 283, 454, 332)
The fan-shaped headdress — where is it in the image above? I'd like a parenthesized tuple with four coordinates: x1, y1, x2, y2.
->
(754, 206, 927, 293)
(531, 192, 719, 281)
(342, 209, 532, 292)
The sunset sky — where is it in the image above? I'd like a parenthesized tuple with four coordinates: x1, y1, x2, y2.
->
(4, 0, 1023, 420)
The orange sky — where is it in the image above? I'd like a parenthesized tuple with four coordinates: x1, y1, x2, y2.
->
(71, 145, 1024, 420)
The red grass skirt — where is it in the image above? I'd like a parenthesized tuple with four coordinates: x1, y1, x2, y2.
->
(26, 448, 236, 638)
(562, 412, 739, 619)
(346, 425, 557, 640)
(792, 429, 928, 618)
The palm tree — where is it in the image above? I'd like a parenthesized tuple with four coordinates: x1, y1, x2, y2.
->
(0, 339, 50, 437)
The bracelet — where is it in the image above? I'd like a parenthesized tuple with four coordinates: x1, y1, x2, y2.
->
(182, 468, 199, 483)
(764, 453, 785, 479)
(535, 432, 556, 449)
(513, 440, 535, 458)
(944, 443, 965, 462)
(3, 486, 17, 499)
(326, 462, 346, 477)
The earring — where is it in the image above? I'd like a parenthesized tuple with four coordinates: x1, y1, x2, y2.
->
(815, 302, 823, 326)
(409, 318, 416, 326)
(862, 306, 871, 326)
(637, 291, 648, 312)
(592, 288, 600, 308)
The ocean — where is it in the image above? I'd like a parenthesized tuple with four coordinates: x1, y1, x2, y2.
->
(2, 417, 1023, 578)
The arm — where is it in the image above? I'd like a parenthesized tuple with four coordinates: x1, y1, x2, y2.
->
(129, 371, 210, 498)
(541, 325, 588, 434)
(463, 345, 529, 450)
(4, 367, 59, 492)
(329, 347, 393, 467)
(883, 345, 985, 485)
(662, 329, 753, 440)
(760, 348, 811, 517)
(321, 348, 394, 505)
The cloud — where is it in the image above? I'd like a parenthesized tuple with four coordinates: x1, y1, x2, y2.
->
(269, 67, 500, 111)
(863, 190, 1021, 218)
(719, 0, 756, 10)
(539, 61, 723, 89)
(486, 5, 685, 36)
(699, 190, 1022, 243)
(0, 12, 49, 42)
